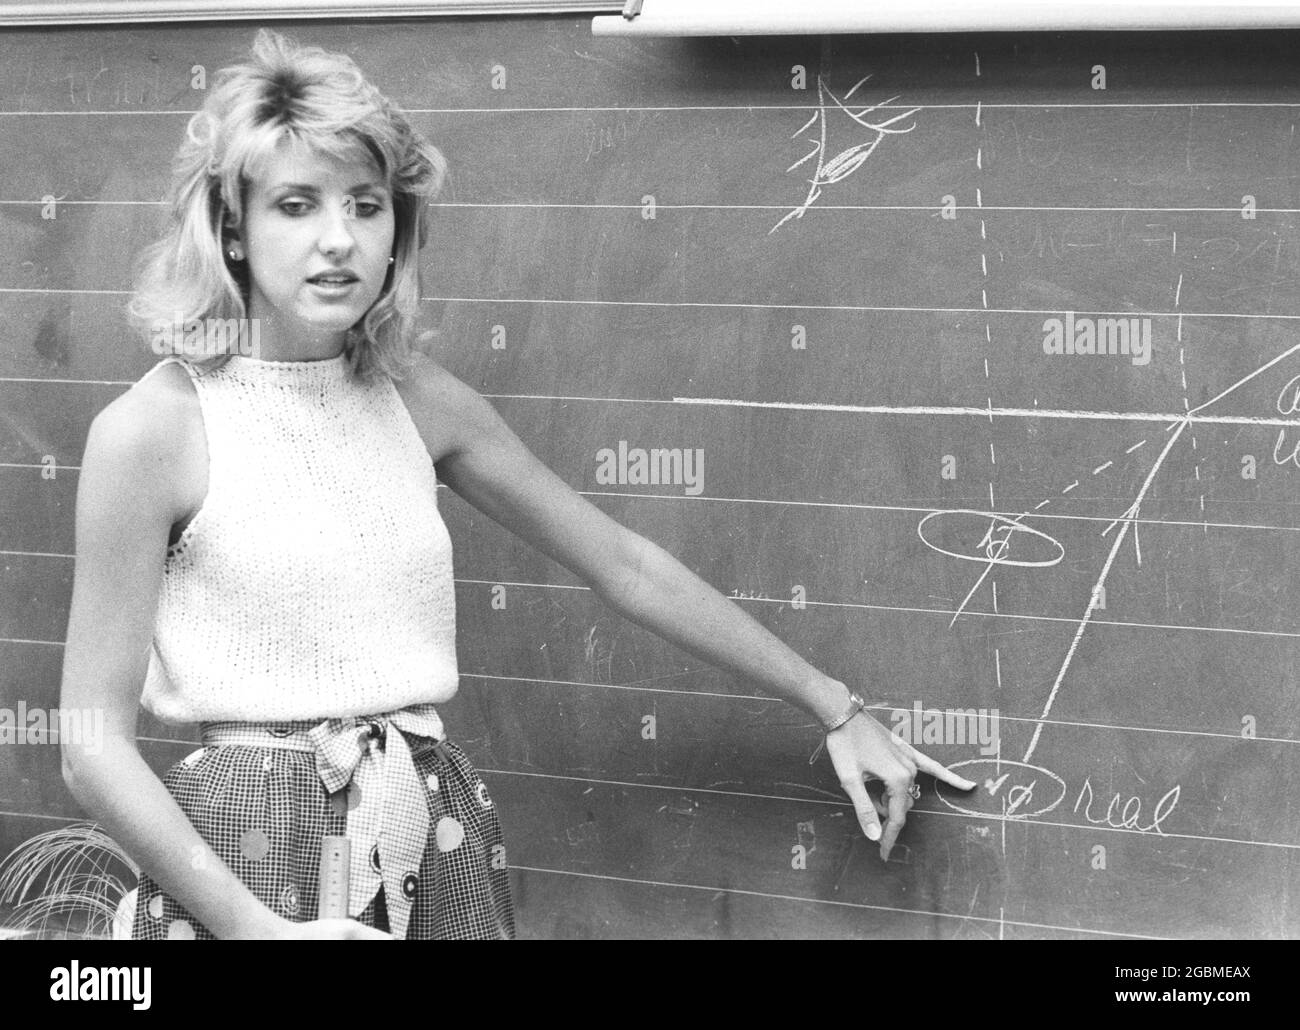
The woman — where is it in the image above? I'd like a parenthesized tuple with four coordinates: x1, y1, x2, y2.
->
(58, 28, 976, 940)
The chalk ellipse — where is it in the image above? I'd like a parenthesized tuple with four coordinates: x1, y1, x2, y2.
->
(934, 758, 1067, 819)
(917, 509, 1065, 568)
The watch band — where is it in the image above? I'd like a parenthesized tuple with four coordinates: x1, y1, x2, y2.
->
(822, 689, 868, 733)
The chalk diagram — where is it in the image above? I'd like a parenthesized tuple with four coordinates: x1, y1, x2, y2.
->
(770, 74, 920, 235)
(765, 74, 1300, 841)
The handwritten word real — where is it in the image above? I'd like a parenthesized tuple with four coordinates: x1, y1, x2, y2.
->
(1073, 776, 1180, 835)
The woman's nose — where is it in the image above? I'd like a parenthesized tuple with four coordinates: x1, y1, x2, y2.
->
(317, 198, 358, 252)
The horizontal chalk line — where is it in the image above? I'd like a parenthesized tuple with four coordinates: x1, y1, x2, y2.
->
(431, 295, 1300, 323)
(0, 807, 1166, 938)
(5, 287, 1300, 324)
(3, 570, 1296, 640)
(40, 745, 1292, 852)
(101, 692, 1300, 750)
(506, 865, 1168, 939)
(459, 674, 1299, 745)
(7, 287, 1300, 327)
(4, 377, 1297, 427)
(2, 101, 1300, 115)
(419, 203, 1300, 214)
(2, 199, 1299, 216)
(670, 396, 1300, 427)
(485, 766, 1299, 857)
(486, 768, 1300, 853)
(575, 491, 1300, 534)
(2, 466, 1298, 535)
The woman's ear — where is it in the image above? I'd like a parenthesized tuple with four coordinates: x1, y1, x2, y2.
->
(220, 207, 244, 260)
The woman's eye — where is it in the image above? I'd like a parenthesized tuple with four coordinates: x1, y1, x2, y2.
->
(277, 200, 383, 216)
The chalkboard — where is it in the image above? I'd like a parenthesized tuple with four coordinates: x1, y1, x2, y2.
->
(1, 16, 1298, 939)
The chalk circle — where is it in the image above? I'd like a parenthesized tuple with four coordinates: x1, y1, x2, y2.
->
(934, 758, 1067, 820)
(167, 919, 196, 940)
(476, 782, 493, 808)
(917, 509, 1065, 568)
(239, 827, 271, 862)
(435, 816, 465, 853)
(147, 894, 164, 920)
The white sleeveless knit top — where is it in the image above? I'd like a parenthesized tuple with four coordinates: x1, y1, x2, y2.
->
(139, 351, 460, 723)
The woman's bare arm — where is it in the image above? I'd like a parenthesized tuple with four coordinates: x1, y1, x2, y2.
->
(59, 375, 384, 939)
(396, 357, 976, 859)
(399, 356, 856, 722)
(59, 382, 284, 937)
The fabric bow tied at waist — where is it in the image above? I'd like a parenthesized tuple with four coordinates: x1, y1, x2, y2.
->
(305, 704, 445, 939)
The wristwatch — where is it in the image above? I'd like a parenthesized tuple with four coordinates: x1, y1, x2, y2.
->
(822, 689, 868, 733)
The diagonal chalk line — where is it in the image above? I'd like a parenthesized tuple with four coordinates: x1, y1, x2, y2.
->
(1021, 420, 1189, 763)
(1188, 340, 1300, 417)
(1021, 334, 1300, 762)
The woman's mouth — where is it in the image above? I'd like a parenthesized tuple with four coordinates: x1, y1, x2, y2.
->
(307, 273, 359, 296)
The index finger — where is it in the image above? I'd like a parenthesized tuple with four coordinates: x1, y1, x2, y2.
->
(898, 742, 977, 790)
(879, 783, 910, 861)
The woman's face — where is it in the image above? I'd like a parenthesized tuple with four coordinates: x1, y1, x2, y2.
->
(236, 143, 396, 356)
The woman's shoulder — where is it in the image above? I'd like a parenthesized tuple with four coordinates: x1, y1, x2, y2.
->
(390, 350, 461, 402)
(85, 359, 202, 487)
(390, 352, 491, 465)
(113, 359, 200, 434)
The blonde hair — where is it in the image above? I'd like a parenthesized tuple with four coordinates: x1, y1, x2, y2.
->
(126, 28, 447, 381)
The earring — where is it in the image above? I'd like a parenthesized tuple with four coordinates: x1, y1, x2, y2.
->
(388, 257, 395, 264)
(228, 249, 241, 261)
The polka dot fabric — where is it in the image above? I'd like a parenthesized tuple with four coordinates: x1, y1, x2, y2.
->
(131, 731, 515, 940)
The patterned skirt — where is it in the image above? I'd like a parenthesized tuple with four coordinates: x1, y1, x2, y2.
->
(130, 718, 516, 940)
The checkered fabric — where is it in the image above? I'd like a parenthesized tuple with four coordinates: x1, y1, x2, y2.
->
(130, 709, 515, 940)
